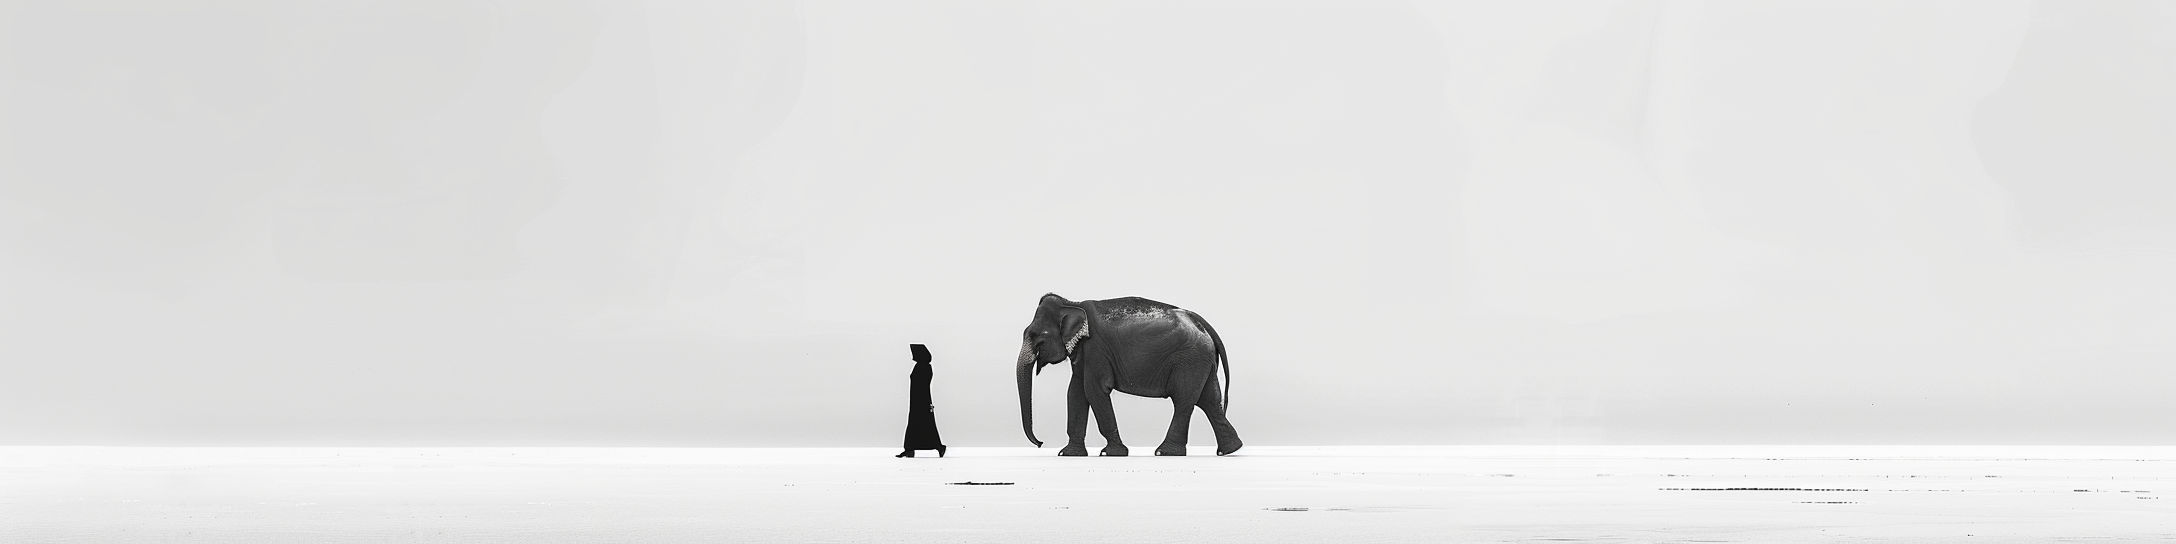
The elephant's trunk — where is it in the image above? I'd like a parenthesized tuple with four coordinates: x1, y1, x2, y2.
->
(1015, 339, 1042, 447)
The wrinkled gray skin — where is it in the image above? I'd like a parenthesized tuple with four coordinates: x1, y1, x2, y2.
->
(1016, 293, 1241, 456)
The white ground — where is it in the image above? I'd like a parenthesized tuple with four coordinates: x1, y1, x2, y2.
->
(4, 445, 2172, 543)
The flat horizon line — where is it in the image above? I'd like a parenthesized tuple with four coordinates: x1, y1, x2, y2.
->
(6, 443, 2174, 448)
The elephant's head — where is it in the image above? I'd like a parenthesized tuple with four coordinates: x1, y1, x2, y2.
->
(1016, 293, 1089, 448)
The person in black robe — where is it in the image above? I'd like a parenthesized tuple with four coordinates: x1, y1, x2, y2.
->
(896, 343, 946, 458)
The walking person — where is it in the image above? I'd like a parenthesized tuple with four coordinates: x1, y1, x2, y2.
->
(897, 344, 946, 458)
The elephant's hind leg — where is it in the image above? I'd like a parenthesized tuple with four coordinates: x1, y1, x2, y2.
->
(1197, 374, 1242, 456)
(1157, 397, 1196, 456)
(1156, 358, 1211, 456)
(1156, 349, 1218, 456)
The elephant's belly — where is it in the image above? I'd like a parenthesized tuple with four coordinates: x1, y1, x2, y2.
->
(1113, 384, 1170, 398)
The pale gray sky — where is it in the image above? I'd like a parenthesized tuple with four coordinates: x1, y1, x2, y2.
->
(2, 1, 2171, 446)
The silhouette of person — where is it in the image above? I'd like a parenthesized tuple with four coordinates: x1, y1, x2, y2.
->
(897, 344, 946, 458)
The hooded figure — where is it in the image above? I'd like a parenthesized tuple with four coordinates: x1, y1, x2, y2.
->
(897, 343, 946, 457)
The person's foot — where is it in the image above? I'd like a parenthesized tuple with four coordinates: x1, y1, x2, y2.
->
(936, 445, 947, 458)
(895, 450, 914, 458)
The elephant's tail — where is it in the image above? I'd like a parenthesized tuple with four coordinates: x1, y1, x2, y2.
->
(1188, 310, 1229, 414)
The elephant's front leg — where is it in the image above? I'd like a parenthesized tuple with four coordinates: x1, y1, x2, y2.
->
(1059, 371, 1090, 456)
(1086, 386, 1128, 456)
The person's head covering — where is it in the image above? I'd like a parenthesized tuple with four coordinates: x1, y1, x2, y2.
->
(910, 343, 931, 363)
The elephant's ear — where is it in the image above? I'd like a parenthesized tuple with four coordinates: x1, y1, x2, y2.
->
(1058, 306, 1090, 356)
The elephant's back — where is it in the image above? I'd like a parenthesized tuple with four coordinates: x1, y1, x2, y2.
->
(1092, 297, 1219, 399)
(1094, 297, 1205, 340)
(1094, 297, 1181, 316)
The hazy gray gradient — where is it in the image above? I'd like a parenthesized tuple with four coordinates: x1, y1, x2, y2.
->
(2, 0, 2171, 445)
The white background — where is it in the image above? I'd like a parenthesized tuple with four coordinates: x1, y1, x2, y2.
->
(2, 1, 2171, 446)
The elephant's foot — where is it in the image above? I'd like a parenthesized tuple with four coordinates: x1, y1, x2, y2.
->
(1099, 445, 1129, 457)
(1216, 438, 1244, 456)
(1154, 444, 1187, 456)
(1057, 444, 1089, 457)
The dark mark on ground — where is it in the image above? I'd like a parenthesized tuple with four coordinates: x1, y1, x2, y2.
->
(948, 481, 1013, 486)
(1265, 507, 1309, 512)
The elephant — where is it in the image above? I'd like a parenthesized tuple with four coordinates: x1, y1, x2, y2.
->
(1015, 293, 1241, 456)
